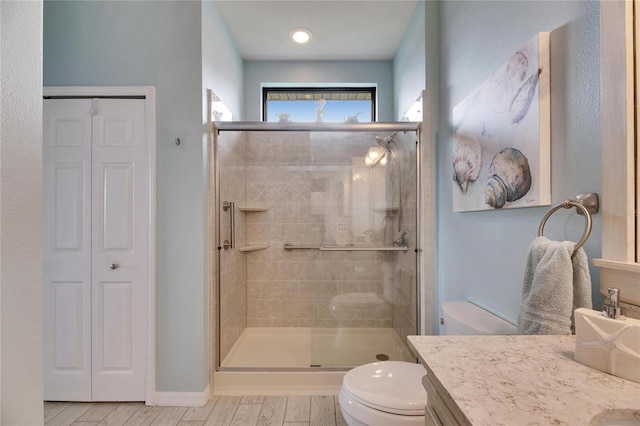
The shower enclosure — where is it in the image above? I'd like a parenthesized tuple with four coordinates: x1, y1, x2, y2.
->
(211, 122, 421, 372)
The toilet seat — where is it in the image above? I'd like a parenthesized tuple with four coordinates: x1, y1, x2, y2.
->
(341, 361, 427, 416)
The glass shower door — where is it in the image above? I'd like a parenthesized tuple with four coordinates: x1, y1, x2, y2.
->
(215, 126, 419, 371)
(307, 130, 419, 368)
(216, 130, 250, 368)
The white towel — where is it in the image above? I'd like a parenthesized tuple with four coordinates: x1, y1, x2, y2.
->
(517, 236, 592, 335)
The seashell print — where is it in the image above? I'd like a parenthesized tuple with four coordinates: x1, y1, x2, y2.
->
(485, 147, 531, 209)
(510, 68, 541, 124)
(506, 51, 529, 85)
(492, 50, 529, 89)
(452, 133, 482, 193)
(489, 51, 529, 113)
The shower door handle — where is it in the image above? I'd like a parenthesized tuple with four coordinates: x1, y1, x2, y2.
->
(222, 200, 235, 250)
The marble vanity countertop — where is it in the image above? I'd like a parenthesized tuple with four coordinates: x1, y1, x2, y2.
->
(407, 335, 640, 426)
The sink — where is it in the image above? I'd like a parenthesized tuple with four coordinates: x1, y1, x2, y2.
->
(590, 409, 640, 426)
(574, 308, 640, 383)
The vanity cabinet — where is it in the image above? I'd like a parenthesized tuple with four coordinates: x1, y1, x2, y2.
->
(422, 375, 464, 426)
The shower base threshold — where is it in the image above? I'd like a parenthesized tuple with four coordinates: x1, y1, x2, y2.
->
(214, 370, 345, 396)
(214, 327, 415, 395)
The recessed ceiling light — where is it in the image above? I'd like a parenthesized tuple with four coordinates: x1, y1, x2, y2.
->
(290, 27, 312, 44)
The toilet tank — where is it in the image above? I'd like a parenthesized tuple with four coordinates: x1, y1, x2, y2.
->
(442, 301, 518, 335)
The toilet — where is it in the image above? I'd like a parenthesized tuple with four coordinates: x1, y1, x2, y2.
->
(338, 301, 518, 425)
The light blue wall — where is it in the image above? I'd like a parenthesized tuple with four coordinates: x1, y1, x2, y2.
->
(44, 0, 209, 392)
(243, 61, 394, 121)
(435, 0, 602, 326)
(202, 1, 244, 119)
(201, 0, 244, 384)
(393, 1, 425, 120)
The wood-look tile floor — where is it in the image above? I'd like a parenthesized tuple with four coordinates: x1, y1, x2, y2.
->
(44, 395, 348, 426)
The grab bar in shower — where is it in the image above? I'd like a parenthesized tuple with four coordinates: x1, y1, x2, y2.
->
(222, 201, 235, 249)
(283, 243, 408, 252)
(283, 244, 319, 250)
(321, 245, 409, 252)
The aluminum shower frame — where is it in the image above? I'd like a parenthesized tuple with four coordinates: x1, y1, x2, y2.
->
(212, 121, 423, 372)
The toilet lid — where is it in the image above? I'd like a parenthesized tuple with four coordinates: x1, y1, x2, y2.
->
(342, 361, 427, 416)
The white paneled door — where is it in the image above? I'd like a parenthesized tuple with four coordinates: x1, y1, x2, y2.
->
(44, 97, 149, 401)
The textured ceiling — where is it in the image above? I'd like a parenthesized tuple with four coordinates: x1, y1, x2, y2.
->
(214, 0, 420, 61)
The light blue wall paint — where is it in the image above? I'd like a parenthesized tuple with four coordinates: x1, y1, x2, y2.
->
(436, 0, 601, 327)
(393, 1, 425, 120)
(201, 0, 244, 384)
(44, 0, 209, 392)
(202, 1, 244, 120)
(243, 61, 394, 121)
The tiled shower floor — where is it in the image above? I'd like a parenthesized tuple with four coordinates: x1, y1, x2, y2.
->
(221, 327, 415, 368)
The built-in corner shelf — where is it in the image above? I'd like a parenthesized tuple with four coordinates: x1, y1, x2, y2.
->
(238, 206, 269, 212)
(236, 207, 269, 252)
(238, 243, 271, 252)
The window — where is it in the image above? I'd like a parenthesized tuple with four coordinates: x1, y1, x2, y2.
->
(262, 87, 376, 123)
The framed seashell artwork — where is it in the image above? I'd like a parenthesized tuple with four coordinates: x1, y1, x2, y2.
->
(452, 32, 551, 212)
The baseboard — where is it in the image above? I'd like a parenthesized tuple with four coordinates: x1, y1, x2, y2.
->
(154, 385, 210, 406)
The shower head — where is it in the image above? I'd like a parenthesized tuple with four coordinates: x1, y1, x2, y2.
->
(369, 132, 398, 167)
(375, 131, 398, 147)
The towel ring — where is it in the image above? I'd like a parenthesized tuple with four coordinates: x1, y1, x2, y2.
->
(538, 200, 592, 253)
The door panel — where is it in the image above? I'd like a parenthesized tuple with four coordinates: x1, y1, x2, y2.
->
(44, 97, 148, 402)
(101, 164, 134, 251)
(96, 281, 133, 369)
(53, 165, 85, 250)
(52, 281, 85, 369)
(91, 98, 147, 401)
(43, 99, 93, 401)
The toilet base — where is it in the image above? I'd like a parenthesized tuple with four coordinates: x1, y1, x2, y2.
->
(338, 388, 425, 426)
(340, 407, 367, 426)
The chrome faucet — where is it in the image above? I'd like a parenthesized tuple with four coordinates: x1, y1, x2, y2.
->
(603, 287, 624, 319)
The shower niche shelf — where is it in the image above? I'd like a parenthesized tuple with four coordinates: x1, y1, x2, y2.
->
(238, 243, 270, 252)
(238, 206, 269, 212)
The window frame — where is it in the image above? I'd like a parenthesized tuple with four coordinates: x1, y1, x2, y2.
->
(261, 86, 377, 123)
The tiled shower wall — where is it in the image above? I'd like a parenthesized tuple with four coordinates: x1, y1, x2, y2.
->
(217, 131, 248, 362)
(241, 131, 416, 331)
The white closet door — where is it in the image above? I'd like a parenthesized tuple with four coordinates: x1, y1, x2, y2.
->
(43, 99, 93, 401)
(43, 97, 148, 402)
(91, 98, 147, 401)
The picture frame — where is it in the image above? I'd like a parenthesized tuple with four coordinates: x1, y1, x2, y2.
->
(452, 32, 550, 212)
